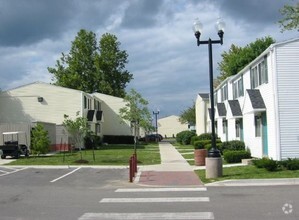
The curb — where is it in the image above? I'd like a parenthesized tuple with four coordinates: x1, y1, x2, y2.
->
(205, 178, 299, 186)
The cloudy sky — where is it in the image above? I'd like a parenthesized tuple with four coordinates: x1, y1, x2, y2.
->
(0, 0, 298, 118)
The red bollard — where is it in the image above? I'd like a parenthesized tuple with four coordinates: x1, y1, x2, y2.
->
(129, 156, 133, 182)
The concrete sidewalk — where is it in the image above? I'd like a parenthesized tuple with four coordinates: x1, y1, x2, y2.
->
(135, 142, 203, 187)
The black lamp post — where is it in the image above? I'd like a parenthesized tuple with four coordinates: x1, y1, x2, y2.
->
(152, 110, 159, 142)
(193, 18, 225, 158)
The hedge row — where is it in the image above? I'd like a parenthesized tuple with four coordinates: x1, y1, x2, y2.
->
(103, 135, 134, 144)
(253, 157, 299, 171)
(223, 150, 251, 163)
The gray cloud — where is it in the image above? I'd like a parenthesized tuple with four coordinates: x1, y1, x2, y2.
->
(0, 0, 298, 117)
(121, 0, 163, 28)
(0, 0, 75, 46)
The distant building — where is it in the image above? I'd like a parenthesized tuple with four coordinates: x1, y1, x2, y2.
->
(0, 82, 132, 150)
(195, 37, 299, 160)
(195, 93, 210, 135)
(158, 115, 189, 138)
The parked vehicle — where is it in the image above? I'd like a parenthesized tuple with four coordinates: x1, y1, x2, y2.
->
(0, 131, 30, 159)
(139, 134, 163, 142)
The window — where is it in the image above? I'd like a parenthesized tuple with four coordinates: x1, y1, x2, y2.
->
(233, 77, 244, 99)
(94, 100, 101, 111)
(221, 84, 228, 102)
(84, 96, 87, 109)
(235, 119, 243, 138)
(250, 56, 268, 89)
(255, 116, 261, 137)
(222, 119, 227, 134)
(96, 123, 101, 133)
(214, 92, 218, 106)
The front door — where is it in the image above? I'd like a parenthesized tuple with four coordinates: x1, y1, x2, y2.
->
(261, 112, 268, 156)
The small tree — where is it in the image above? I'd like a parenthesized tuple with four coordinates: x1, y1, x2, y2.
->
(63, 115, 90, 160)
(31, 124, 51, 156)
(119, 89, 153, 147)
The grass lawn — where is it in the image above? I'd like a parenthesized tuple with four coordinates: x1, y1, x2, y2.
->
(7, 144, 161, 166)
(196, 165, 299, 184)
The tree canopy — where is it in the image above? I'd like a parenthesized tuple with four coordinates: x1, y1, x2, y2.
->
(48, 30, 133, 98)
(179, 102, 196, 125)
(216, 36, 275, 84)
(279, 2, 299, 32)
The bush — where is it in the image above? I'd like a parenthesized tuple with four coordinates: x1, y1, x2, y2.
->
(193, 140, 210, 149)
(176, 130, 196, 145)
(223, 150, 251, 163)
(84, 135, 102, 149)
(252, 158, 278, 171)
(222, 140, 245, 152)
(279, 158, 299, 170)
(197, 133, 213, 140)
(191, 136, 201, 146)
(31, 124, 51, 155)
(204, 143, 223, 152)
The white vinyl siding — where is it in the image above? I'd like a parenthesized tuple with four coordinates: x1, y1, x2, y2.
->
(276, 40, 299, 159)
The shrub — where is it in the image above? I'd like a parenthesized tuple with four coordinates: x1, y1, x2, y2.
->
(223, 150, 251, 163)
(204, 143, 223, 152)
(222, 140, 245, 152)
(84, 135, 102, 149)
(252, 158, 278, 171)
(31, 124, 51, 155)
(194, 140, 210, 149)
(279, 158, 299, 170)
(176, 130, 196, 145)
(197, 133, 219, 140)
(191, 136, 201, 146)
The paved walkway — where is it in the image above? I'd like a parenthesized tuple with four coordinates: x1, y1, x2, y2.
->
(135, 142, 203, 187)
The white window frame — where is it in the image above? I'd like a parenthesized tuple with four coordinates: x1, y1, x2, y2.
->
(250, 56, 268, 89)
(233, 76, 244, 99)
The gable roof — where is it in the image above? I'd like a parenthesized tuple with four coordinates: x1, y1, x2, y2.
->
(198, 93, 209, 99)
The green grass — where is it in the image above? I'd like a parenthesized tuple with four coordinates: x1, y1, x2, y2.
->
(7, 144, 161, 166)
(196, 165, 299, 184)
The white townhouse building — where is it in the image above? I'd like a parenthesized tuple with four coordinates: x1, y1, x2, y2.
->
(0, 82, 132, 150)
(196, 37, 299, 160)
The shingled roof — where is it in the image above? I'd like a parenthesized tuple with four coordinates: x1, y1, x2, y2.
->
(228, 100, 242, 117)
(216, 103, 227, 117)
(247, 89, 266, 109)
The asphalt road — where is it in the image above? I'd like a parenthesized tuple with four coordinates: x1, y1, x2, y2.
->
(0, 167, 298, 220)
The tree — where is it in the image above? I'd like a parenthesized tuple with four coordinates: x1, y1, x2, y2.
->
(96, 33, 133, 97)
(179, 102, 196, 125)
(48, 30, 132, 97)
(119, 89, 153, 135)
(31, 124, 51, 156)
(217, 36, 275, 83)
(63, 115, 90, 160)
(279, 2, 299, 32)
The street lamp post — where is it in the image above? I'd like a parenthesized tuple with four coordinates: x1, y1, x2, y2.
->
(153, 110, 159, 142)
(193, 18, 225, 177)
